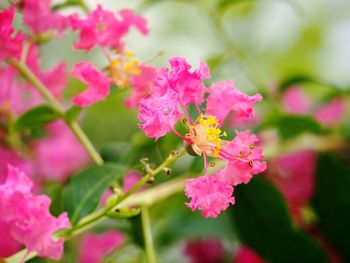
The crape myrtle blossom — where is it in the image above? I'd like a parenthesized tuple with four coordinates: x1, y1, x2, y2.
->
(72, 62, 111, 107)
(0, 8, 25, 60)
(22, 0, 71, 35)
(268, 150, 316, 223)
(71, 4, 148, 51)
(282, 86, 346, 127)
(0, 165, 71, 260)
(184, 238, 225, 263)
(79, 231, 125, 263)
(138, 57, 266, 217)
(33, 121, 90, 182)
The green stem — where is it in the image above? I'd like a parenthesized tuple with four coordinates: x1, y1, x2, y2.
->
(61, 148, 186, 238)
(6, 58, 103, 165)
(141, 206, 157, 263)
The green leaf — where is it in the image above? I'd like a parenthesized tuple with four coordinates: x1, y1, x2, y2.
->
(63, 163, 126, 225)
(312, 153, 350, 262)
(230, 176, 329, 263)
(279, 75, 314, 91)
(261, 114, 326, 139)
(64, 105, 82, 123)
(15, 105, 61, 131)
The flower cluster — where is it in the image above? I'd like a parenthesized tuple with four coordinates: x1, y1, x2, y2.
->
(138, 57, 266, 217)
(0, 165, 71, 259)
(69, 5, 156, 108)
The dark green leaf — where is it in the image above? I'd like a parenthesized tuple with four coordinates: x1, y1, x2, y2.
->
(261, 115, 326, 139)
(15, 105, 61, 131)
(312, 153, 350, 262)
(63, 163, 126, 225)
(279, 75, 314, 91)
(230, 176, 329, 263)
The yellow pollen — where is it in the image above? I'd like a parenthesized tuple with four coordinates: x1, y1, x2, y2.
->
(109, 51, 141, 87)
(197, 115, 226, 157)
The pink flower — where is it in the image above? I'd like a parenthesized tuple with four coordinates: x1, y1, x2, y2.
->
(184, 238, 224, 263)
(72, 5, 148, 51)
(72, 62, 111, 107)
(234, 246, 265, 263)
(282, 87, 311, 115)
(185, 174, 235, 218)
(314, 98, 346, 127)
(0, 147, 31, 184)
(23, 0, 71, 35)
(153, 57, 210, 107)
(0, 8, 24, 60)
(0, 165, 71, 259)
(0, 219, 22, 258)
(123, 171, 144, 192)
(268, 150, 316, 221)
(79, 231, 125, 263)
(218, 130, 266, 186)
(206, 81, 262, 124)
(33, 121, 90, 182)
(124, 65, 157, 108)
(138, 88, 182, 140)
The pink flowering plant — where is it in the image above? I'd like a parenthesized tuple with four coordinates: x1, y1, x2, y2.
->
(0, 0, 349, 263)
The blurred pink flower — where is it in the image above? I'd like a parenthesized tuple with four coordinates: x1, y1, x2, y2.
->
(0, 67, 38, 115)
(0, 8, 24, 60)
(314, 98, 346, 127)
(123, 171, 144, 192)
(282, 87, 346, 127)
(0, 219, 22, 258)
(218, 130, 267, 186)
(23, 0, 71, 35)
(79, 231, 125, 263)
(71, 5, 148, 51)
(185, 174, 235, 218)
(282, 87, 311, 115)
(124, 65, 157, 109)
(153, 57, 209, 107)
(33, 121, 90, 182)
(268, 150, 316, 221)
(0, 147, 31, 184)
(138, 88, 182, 140)
(72, 62, 111, 107)
(234, 246, 265, 263)
(0, 165, 71, 259)
(206, 81, 262, 124)
(185, 238, 224, 263)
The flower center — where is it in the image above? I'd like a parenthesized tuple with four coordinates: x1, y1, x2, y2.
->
(186, 114, 227, 157)
(109, 51, 141, 87)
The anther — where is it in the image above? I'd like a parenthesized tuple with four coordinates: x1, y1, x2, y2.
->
(183, 118, 187, 124)
(248, 160, 254, 168)
(210, 161, 216, 167)
(249, 144, 255, 149)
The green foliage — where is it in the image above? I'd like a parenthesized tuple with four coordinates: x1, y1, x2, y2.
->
(312, 153, 350, 262)
(230, 176, 329, 263)
(262, 114, 327, 139)
(15, 105, 61, 131)
(63, 163, 127, 225)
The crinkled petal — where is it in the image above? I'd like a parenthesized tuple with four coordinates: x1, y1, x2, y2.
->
(206, 81, 262, 124)
(138, 88, 181, 140)
(72, 62, 110, 107)
(185, 174, 234, 218)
